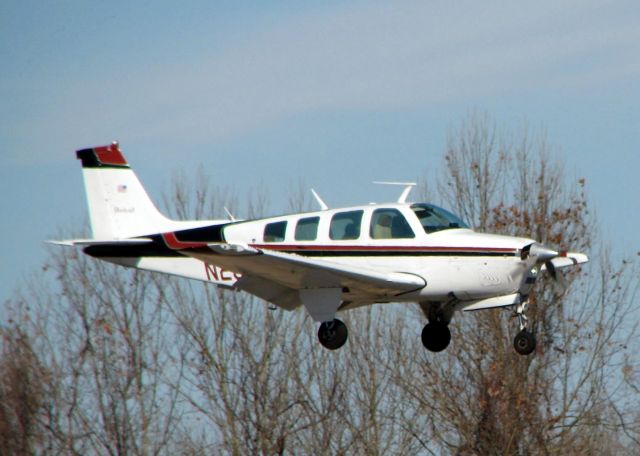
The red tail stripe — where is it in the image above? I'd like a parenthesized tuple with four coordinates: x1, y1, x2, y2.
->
(94, 144, 127, 166)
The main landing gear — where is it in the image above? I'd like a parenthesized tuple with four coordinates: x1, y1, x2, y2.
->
(318, 318, 348, 350)
(420, 302, 453, 352)
(316, 317, 453, 352)
(421, 321, 451, 352)
(513, 300, 536, 355)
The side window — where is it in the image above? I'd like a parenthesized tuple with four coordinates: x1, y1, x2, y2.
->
(263, 221, 287, 242)
(370, 208, 415, 239)
(330, 210, 363, 240)
(295, 216, 319, 241)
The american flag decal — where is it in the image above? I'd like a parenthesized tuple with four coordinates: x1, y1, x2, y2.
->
(117, 184, 127, 193)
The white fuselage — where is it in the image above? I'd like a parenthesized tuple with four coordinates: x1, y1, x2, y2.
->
(221, 203, 533, 305)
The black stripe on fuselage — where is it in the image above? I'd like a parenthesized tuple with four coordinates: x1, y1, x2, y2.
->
(277, 250, 517, 257)
(172, 224, 227, 243)
(85, 242, 518, 259)
(83, 243, 181, 258)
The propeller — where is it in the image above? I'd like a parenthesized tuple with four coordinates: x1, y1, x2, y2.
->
(522, 242, 569, 294)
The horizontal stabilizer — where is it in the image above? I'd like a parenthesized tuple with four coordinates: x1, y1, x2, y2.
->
(47, 238, 153, 247)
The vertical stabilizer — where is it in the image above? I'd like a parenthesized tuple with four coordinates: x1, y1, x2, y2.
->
(76, 142, 175, 239)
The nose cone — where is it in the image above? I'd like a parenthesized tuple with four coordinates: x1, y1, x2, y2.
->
(528, 243, 559, 262)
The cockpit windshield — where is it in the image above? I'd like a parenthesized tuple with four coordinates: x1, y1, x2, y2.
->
(410, 203, 469, 234)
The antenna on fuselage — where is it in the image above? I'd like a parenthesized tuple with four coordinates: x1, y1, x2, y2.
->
(310, 188, 329, 210)
(223, 207, 237, 221)
(373, 181, 417, 203)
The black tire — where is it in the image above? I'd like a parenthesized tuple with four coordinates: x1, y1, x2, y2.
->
(421, 322, 451, 352)
(318, 319, 348, 350)
(513, 329, 536, 355)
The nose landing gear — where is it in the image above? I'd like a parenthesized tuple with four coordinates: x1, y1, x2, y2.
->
(513, 300, 536, 355)
(514, 329, 536, 355)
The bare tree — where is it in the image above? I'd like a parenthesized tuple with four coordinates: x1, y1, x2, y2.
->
(5, 244, 186, 455)
(440, 110, 510, 231)
(1, 113, 638, 454)
(0, 325, 45, 455)
(399, 111, 640, 454)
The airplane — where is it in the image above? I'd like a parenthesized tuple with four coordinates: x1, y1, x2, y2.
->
(51, 142, 588, 355)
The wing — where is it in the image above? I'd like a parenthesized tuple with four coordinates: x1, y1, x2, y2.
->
(183, 243, 426, 320)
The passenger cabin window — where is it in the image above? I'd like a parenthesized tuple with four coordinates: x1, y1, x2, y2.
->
(295, 216, 319, 241)
(370, 208, 415, 239)
(263, 221, 287, 242)
(410, 203, 469, 234)
(330, 210, 363, 240)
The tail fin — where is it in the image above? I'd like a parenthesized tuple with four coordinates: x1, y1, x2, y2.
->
(76, 142, 176, 239)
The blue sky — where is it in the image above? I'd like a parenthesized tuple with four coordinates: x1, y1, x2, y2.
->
(1, 0, 639, 304)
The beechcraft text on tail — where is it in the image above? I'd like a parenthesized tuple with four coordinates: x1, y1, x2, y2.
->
(50, 142, 589, 354)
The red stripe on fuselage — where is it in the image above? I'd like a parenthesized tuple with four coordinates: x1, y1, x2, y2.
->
(250, 244, 518, 254)
(162, 232, 207, 250)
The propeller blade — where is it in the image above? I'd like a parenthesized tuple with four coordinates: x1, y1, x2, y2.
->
(545, 260, 557, 281)
(544, 259, 568, 294)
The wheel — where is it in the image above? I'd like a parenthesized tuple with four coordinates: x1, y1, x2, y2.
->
(421, 322, 451, 352)
(318, 319, 348, 350)
(513, 329, 536, 355)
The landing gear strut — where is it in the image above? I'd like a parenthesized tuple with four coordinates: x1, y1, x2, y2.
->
(513, 300, 536, 355)
(318, 318, 348, 350)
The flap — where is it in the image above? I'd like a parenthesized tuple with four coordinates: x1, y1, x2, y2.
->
(235, 275, 301, 311)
